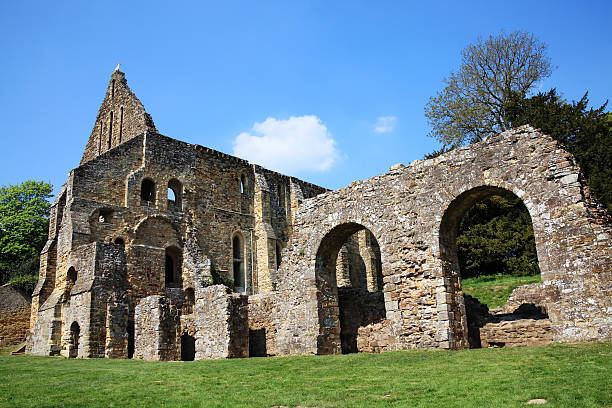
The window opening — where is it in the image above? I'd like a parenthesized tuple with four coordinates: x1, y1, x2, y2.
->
(167, 179, 182, 211)
(119, 107, 123, 143)
(240, 174, 246, 194)
(233, 235, 245, 292)
(165, 246, 181, 287)
(108, 111, 113, 149)
(141, 179, 155, 202)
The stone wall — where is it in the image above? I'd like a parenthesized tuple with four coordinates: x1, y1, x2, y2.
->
(247, 293, 278, 356)
(275, 126, 612, 356)
(0, 285, 31, 347)
(134, 295, 180, 361)
(27, 69, 612, 361)
(194, 285, 248, 359)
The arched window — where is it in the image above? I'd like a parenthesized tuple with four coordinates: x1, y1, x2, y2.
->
(232, 234, 245, 293)
(240, 174, 246, 194)
(69, 321, 80, 358)
(167, 179, 183, 211)
(108, 111, 113, 149)
(65, 267, 77, 299)
(165, 246, 182, 287)
(141, 179, 155, 203)
(119, 106, 124, 143)
(184, 287, 195, 314)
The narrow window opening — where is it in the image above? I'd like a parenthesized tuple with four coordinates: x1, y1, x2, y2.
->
(111, 79, 115, 98)
(127, 320, 135, 358)
(165, 246, 182, 287)
(108, 111, 114, 149)
(119, 107, 123, 143)
(233, 235, 245, 293)
(184, 288, 195, 314)
(240, 174, 246, 194)
(141, 179, 155, 203)
(276, 243, 282, 270)
(98, 122, 102, 154)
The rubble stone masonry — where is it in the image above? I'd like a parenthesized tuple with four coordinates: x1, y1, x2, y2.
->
(26, 70, 611, 360)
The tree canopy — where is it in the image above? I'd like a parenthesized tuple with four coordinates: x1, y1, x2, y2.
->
(457, 194, 540, 279)
(504, 89, 611, 211)
(425, 30, 554, 147)
(0, 180, 52, 285)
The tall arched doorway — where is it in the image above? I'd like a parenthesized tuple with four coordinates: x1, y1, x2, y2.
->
(439, 186, 545, 349)
(315, 223, 385, 354)
(69, 322, 80, 358)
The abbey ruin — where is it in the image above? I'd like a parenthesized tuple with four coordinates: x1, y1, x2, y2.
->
(27, 69, 612, 360)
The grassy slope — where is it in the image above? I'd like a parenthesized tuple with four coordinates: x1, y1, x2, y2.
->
(462, 274, 542, 308)
(0, 343, 610, 408)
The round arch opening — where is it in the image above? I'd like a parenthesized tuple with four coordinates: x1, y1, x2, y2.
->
(439, 185, 546, 349)
(314, 222, 385, 354)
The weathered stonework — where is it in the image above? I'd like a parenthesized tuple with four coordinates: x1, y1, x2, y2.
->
(27, 69, 611, 361)
(0, 285, 31, 347)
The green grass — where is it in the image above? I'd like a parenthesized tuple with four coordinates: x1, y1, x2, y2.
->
(462, 274, 542, 309)
(0, 342, 611, 407)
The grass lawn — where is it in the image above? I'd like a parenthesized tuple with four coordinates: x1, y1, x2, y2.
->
(462, 274, 542, 309)
(0, 342, 610, 407)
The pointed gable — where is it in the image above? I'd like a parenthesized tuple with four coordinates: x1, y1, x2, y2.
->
(80, 69, 157, 164)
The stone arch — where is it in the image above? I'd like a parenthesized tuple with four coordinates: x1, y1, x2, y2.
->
(314, 222, 386, 354)
(133, 215, 180, 249)
(69, 321, 80, 358)
(167, 178, 183, 211)
(437, 185, 544, 349)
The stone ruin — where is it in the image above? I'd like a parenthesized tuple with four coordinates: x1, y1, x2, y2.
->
(27, 69, 612, 360)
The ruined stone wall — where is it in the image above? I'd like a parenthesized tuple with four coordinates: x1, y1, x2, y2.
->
(134, 295, 180, 361)
(193, 285, 248, 359)
(247, 293, 278, 356)
(275, 126, 612, 356)
(0, 285, 31, 347)
(81, 70, 157, 164)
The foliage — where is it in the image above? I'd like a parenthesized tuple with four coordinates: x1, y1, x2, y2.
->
(0, 181, 52, 285)
(6, 274, 39, 295)
(505, 89, 612, 211)
(425, 30, 553, 147)
(462, 274, 542, 308)
(210, 263, 234, 289)
(457, 194, 540, 279)
(0, 343, 610, 407)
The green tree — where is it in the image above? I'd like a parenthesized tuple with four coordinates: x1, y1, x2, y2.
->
(457, 194, 540, 279)
(504, 89, 612, 211)
(425, 30, 554, 147)
(0, 180, 53, 284)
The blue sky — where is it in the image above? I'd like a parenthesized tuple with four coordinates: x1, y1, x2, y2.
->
(1, 1, 611, 196)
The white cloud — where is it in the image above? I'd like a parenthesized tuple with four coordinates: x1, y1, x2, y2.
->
(373, 116, 397, 133)
(232, 115, 339, 174)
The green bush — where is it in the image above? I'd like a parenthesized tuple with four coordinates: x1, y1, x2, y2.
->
(7, 274, 39, 295)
